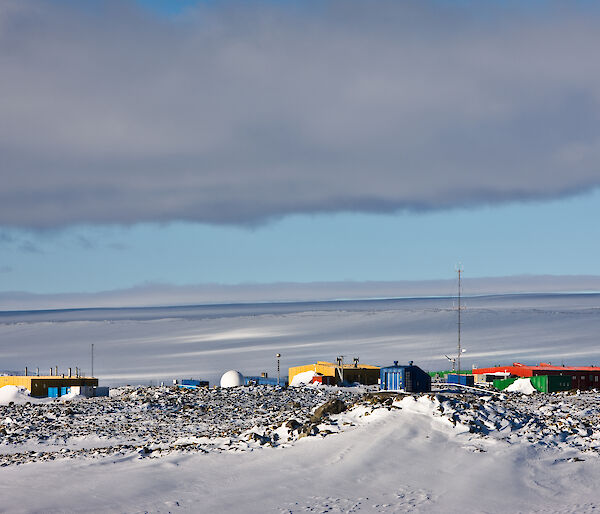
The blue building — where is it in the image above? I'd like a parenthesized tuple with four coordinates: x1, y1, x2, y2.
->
(176, 379, 209, 389)
(446, 374, 474, 386)
(244, 375, 285, 386)
(380, 361, 431, 393)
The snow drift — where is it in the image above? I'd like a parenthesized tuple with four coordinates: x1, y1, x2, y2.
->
(506, 378, 537, 395)
(0, 385, 31, 405)
(290, 370, 318, 387)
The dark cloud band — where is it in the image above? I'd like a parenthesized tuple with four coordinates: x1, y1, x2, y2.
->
(1, 1, 599, 228)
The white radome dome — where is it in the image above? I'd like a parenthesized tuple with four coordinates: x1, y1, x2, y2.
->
(220, 370, 244, 388)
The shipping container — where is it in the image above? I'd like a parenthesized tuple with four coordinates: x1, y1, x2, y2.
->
(493, 377, 518, 390)
(310, 374, 336, 385)
(447, 374, 475, 386)
(429, 369, 473, 378)
(94, 386, 110, 397)
(474, 372, 511, 385)
(244, 376, 284, 386)
(179, 379, 209, 389)
(70, 385, 96, 397)
(530, 374, 571, 393)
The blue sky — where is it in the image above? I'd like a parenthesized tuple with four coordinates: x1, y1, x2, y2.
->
(2, 188, 599, 294)
(1, 1, 600, 299)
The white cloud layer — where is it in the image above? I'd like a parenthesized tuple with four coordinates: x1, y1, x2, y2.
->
(1, 1, 600, 228)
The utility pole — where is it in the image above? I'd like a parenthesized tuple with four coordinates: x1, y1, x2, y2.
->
(276, 353, 281, 386)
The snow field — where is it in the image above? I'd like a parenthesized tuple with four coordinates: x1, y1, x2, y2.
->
(2, 293, 600, 387)
(1, 387, 600, 512)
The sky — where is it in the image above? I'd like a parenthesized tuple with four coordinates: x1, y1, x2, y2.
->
(1, 0, 600, 303)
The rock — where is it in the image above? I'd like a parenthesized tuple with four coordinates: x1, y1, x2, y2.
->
(310, 399, 346, 423)
(285, 419, 302, 431)
(247, 433, 270, 445)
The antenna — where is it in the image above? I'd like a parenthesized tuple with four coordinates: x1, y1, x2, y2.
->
(456, 265, 463, 375)
(91, 343, 94, 378)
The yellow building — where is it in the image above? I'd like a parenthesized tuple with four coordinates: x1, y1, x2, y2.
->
(288, 361, 380, 385)
(0, 375, 98, 398)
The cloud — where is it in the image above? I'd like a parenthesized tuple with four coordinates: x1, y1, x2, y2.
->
(1, 1, 600, 228)
(18, 240, 43, 254)
(75, 235, 94, 250)
(0, 232, 15, 244)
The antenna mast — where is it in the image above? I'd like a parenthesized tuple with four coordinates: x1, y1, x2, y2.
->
(91, 343, 94, 378)
(457, 267, 462, 375)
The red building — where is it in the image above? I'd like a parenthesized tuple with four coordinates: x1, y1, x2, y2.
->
(473, 362, 600, 391)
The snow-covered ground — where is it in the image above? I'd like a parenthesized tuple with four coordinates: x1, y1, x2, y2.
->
(1, 292, 600, 512)
(1, 386, 600, 513)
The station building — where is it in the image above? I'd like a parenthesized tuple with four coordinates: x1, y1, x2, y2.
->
(380, 361, 431, 393)
(175, 379, 209, 389)
(473, 362, 600, 391)
(0, 374, 99, 398)
(288, 361, 380, 386)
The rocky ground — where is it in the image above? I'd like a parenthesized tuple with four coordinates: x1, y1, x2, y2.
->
(0, 385, 363, 466)
(1, 385, 600, 467)
(431, 388, 600, 454)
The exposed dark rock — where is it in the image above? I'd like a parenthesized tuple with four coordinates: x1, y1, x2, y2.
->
(310, 399, 346, 423)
